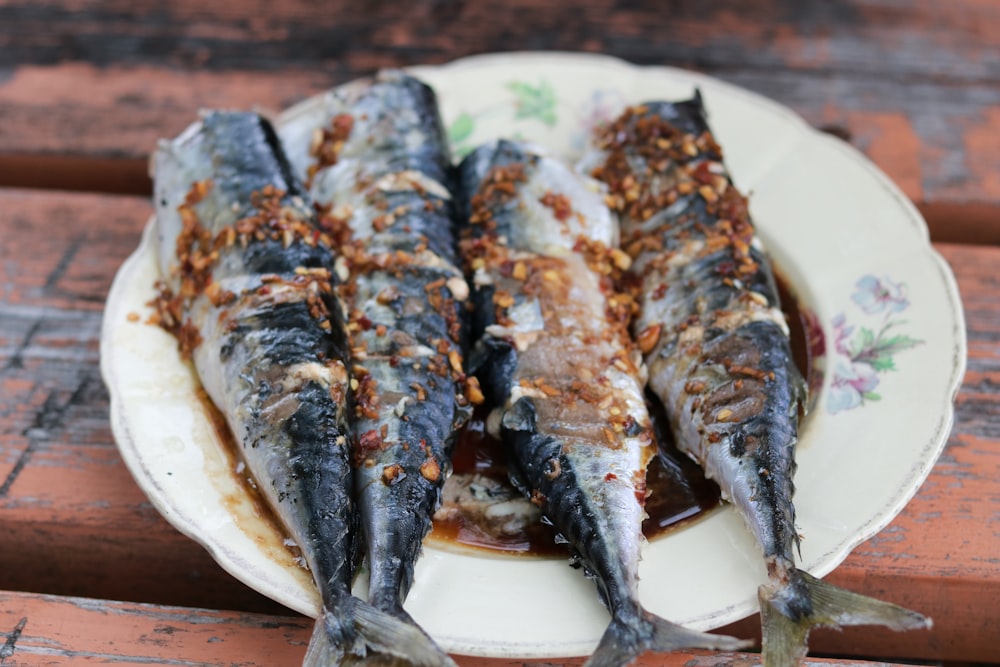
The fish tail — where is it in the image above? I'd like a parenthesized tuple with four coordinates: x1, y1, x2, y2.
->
(583, 609, 751, 667)
(303, 606, 351, 667)
(305, 598, 456, 667)
(760, 568, 931, 667)
(350, 596, 457, 667)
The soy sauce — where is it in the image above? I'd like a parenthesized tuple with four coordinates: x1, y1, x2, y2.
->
(200, 274, 820, 562)
(427, 272, 819, 557)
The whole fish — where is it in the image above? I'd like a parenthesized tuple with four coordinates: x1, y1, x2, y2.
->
(584, 96, 931, 667)
(280, 71, 472, 643)
(152, 110, 457, 667)
(457, 140, 748, 667)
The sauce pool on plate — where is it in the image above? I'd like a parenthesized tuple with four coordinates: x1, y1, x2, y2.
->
(427, 271, 817, 557)
(200, 274, 818, 561)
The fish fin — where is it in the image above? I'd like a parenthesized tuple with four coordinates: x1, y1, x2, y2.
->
(303, 599, 456, 667)
(760, 569, 931, 667)
(303, 607, 352, 667)
(351, 597, 458, 667)
(583, 609, 751, 667)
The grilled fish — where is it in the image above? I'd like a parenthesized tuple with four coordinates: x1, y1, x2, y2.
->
(457, 140, 748, 667)
(584, 95, 931, 667)
(280, 71, 471, 645)
(152, 110, 457, 667)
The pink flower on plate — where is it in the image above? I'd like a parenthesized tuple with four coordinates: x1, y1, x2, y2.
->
(830, 313, 853, 356)
(851, 275, 909, 315)
(827, 313, 879, 413)
(828, 355, 880, 413)
(824, 276, 922, 414)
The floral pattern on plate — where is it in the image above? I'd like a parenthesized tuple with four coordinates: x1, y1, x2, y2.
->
(827, 275, 923, 414)
(104, 54, 964, 659)
(447, 78, 626, 158)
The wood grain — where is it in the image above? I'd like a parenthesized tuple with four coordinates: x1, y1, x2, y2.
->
(0, 0, 998, 240)
(0, 188, 289, 615)
(0, 188, 997, 662)
(0, 590, 925, 667)
(0, 4, 996, 665)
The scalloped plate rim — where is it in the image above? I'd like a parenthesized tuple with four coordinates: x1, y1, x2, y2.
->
(101, 52, 966, 659)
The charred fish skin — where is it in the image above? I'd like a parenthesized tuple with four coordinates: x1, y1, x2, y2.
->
(280, 70, 472, 634)
(458, 140, 748, 667)
(588, 97, 929, 667)
(281, 70, 457, 262)
(154, 111, 455, 667)
(153, 111, 362, 660)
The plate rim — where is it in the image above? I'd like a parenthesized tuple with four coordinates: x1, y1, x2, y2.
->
(102, 51, 967, 658)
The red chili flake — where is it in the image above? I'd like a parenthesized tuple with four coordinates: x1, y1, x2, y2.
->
(306, 113, 354, 189)
(539, 190, 573, 222)
(354, 372, 380, 419)
(358, 429, 382, 454)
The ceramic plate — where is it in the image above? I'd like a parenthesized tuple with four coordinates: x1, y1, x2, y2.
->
(101, 52, 965, 658)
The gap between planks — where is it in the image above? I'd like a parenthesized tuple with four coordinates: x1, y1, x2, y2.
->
(1, 154, 998, 247)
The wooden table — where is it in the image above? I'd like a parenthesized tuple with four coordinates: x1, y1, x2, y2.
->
(1, 2, 997, 665)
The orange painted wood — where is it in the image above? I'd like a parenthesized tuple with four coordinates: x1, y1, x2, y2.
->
(0, 65, 995, 246)
(0, 590, 924, 667)
(0, 187, 291, 616)
(0, 4, 997, 664)
(0, 0, 998, 240)
(0, 590, 309, 666)
(1, 189, 997, 662)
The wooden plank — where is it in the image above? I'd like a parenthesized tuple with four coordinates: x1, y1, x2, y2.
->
(0, 0, 996, 80)
(0, 188, 289, 615)
(0, 189, 997, 661)
(0, 590, 309, 666)
(0, 0, 998, 236)
(1, 65, 997, 245)
(0, 589, 921, 667)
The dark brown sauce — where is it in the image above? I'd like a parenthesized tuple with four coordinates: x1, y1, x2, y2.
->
(428, 271, 821, 558)
(195, 388, 305, 568)
(195, 276, 820, 563)
(776, 269, 824, 412)
(427, 405, 722, 558)
(429, 416, 566, 555)
(777, 276, 805, 387)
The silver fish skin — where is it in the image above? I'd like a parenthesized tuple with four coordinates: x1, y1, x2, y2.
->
(457, 140, 748, 667)
(153, 111, 456, 667)
(280, 71, 471, 645)
(585, 96, 930, 667)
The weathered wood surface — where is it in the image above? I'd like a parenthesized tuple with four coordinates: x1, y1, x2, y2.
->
(1, 0, 999, 243)
(0, 590, 932, 667)
(1, 3, 998, 663)
(0, 187, 997, 662)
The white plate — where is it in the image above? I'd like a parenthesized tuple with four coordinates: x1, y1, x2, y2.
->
(101, 52, 966, 658)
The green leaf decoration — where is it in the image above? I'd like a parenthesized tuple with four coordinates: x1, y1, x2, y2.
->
(875, 334, 923, 356)
(848, 326, 876, 358)
(507, 80, 557, 126)
(448, 112, 475, 146)
(870, 355, 897, 372)
(863, 392, 882, 401)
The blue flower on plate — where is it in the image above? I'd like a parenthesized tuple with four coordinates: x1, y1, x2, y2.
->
(851, 274, 909, 315)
